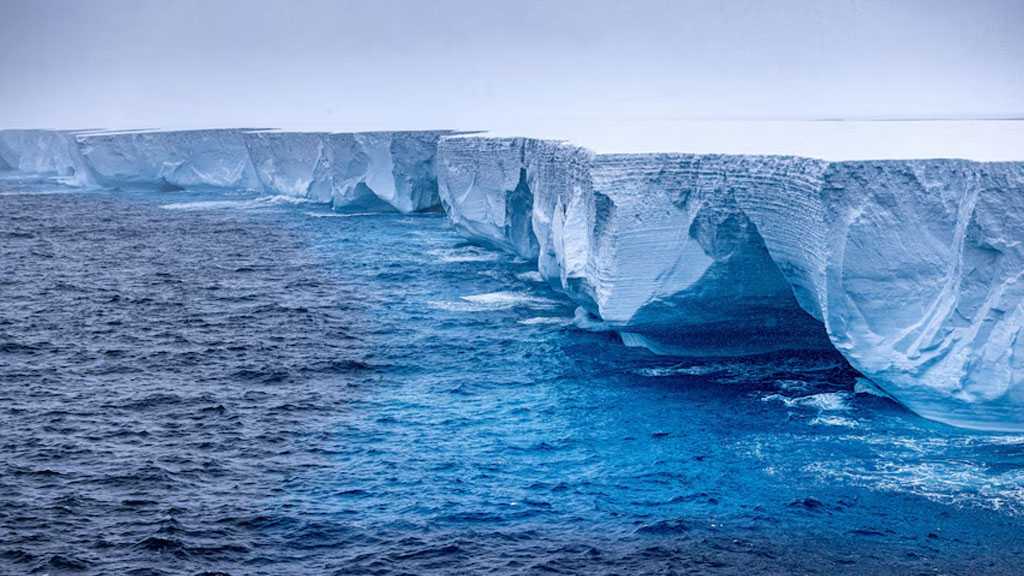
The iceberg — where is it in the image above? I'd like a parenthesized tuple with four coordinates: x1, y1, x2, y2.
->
(245, 130, 450, 213)
(0, 129, 94, 186)
(3, 124, 1024, 431)
(440, 135, 1024, 432)
(75, 129, 261, 191)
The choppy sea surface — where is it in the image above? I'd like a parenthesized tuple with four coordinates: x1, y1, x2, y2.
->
(1, 176, 1023, 575)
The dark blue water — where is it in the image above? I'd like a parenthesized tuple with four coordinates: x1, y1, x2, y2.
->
(2, 176, 1023, 575)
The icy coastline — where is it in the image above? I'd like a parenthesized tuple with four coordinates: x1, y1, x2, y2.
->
(3, 127, 1023, 432)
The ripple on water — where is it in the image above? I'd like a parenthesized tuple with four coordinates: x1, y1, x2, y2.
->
(1, 181, 1023, 575)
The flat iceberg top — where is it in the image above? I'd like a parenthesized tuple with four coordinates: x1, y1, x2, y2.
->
(78, 127, 462, 138)
(12, 121, 1022, 161)
(450, 119, 1024, 162)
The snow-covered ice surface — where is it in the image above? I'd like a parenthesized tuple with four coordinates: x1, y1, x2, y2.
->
(467, 119, 1024, 161)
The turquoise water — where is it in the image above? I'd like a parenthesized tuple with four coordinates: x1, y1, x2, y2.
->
(1, 180, 1023, 574)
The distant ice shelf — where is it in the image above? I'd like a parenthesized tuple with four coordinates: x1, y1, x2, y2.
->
(3, 125, 1024, 432)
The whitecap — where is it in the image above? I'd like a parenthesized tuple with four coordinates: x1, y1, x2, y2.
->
(304, 211, 379, 218)
(516, 271, 545, 283)
(160, 195, 311, 211)
(461, 291, 561, 309)
(809, 415, 861, 428)
(805, 458, 1024, 516)
(634, 363, 729, 377)
(518, 316, 573, 326)
(854, 377, 894, 399)
(763, 392, 852, 411)
(428, 246, 501, 263)
(427, 291, 562, 313)
(572, 307, 614, 332)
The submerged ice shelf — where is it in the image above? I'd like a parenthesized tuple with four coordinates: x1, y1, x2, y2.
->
(3, 127, 1024, 432)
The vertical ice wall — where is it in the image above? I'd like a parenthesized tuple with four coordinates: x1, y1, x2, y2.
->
(437, 136, 593, 281)
(438, 134, 1024, 431)
(737, 160, 1024, 430)
(437, 137, 540, 257)
(244, 130, 450, 212)
(0, 129, 94, 186)
(76, 129, 262, 191)
(577, 154, 834, 355)
(438, 140, 833, 355)
(242, 131, 332, 201)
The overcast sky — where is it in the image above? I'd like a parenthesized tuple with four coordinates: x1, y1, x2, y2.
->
(0, 0, 1021, 131)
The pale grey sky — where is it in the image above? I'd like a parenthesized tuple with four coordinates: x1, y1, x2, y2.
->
(1, 0, 1022, 131)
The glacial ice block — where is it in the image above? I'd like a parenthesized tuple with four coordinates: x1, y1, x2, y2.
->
(0, 129, 94, 186)
(736, 160, 1024, 431)
(76, 129, 262, 191)
(245, 130, 449, 212)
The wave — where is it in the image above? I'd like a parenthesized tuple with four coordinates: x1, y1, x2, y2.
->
(304, 211, 380, 219)
(517, 316, 573, 326)
(427, 246, 502, 263)
(806, 456, 1024, 516)
(515, 271, 545, 283)
(428, 291, 562, 313)
(160, 195, 312, 211)
(763, 392, 852, 412)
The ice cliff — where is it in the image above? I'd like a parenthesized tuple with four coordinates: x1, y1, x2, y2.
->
(438, 136, 1024, 432)
(2, 128, 449, 213)
(3, 127, 1023, 431)
(76, 129, 262, 191)
(736, 159, 1024, 431)
(0, 129, 93, 186)
(243, 130, 449, 212)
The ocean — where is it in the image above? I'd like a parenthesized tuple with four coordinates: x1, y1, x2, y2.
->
(1, 177, 1022, 575)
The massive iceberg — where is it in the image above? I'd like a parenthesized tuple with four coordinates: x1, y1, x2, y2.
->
(439, 135, 1024, 432)
(244, 130, 450, 212)
(2, 126, 1023, 431)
